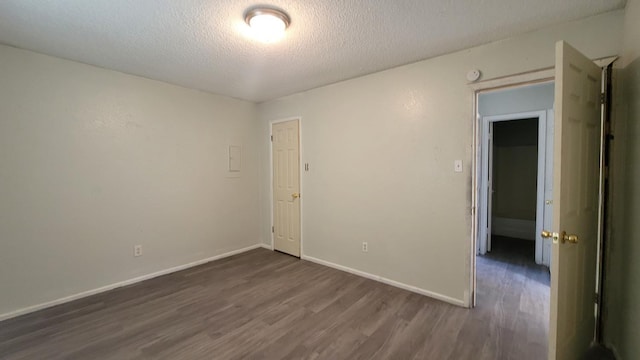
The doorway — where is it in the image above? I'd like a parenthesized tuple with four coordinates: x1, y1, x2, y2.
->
(477, 82, 555, 268)
(474, 82, 555, 358)
(488, 118, 541, 262)
(470, 44, 614, 359)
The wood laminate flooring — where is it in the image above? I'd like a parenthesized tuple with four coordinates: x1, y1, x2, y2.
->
(1, 240, 549, 360)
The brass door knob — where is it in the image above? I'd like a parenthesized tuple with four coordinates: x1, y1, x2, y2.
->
(563, 233, 579, 244)
(292, 193, 300, 199)
(541, 230, 560, 243)
(541, 230, 578, 244)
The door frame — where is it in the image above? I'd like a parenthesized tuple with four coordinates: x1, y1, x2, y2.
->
(470, 69, 555, 307)
(478, 110, 549, 266)
(269, 117, 304, 255)
(469, 57, 616, 307)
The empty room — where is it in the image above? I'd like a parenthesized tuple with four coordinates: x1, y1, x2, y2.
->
(1, 1, 639, 359)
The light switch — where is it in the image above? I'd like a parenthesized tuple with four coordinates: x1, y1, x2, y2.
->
(454, 160, 463, 173)
(229, 145, 241, 172)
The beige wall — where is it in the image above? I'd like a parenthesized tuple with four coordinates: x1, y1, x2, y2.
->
(0, 6, 630, 328)
(606, 0, 640, 358)
(493, 141, 538, 221)
(0, 45, 260, 318)
(479, 82, 555, 117)
(618, 56, 640, 360)
(622, 0, 640, 69)
(492, 120, 539, 223)
(258, 11, 624, 304)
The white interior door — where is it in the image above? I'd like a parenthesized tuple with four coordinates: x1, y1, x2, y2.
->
(547, 41, 602, 360)
(272, 119, 301, 257)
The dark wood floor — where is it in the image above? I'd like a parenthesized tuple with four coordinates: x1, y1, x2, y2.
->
(0, 240, 550, 360)
(476, 235, 551, 359)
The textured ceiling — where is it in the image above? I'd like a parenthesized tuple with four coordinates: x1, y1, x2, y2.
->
(0, 0, 626, 102)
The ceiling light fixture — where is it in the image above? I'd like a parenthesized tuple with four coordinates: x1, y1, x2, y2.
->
(244, 7, 290, 43)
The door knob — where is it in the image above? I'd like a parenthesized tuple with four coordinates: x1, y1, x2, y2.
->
(541, 230, 554, 239)
(541, 230, 578, 244)
(562, 233, 579, 244)
(541, 230, 560, 243)
(292, 193, 300, 199)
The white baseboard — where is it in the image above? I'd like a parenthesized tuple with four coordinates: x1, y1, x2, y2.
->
(260, 243, 273, 250)
(301, 255, 465, 307)
(0, 243, 264, 322)
(492, 217, 536, 240)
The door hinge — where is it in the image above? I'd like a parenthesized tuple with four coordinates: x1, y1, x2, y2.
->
(600, 93, 606, 105)
(270, 135, 273, 142)
(272, 226, 274, 233)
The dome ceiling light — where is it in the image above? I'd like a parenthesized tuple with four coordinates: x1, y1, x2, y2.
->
(244, 7, 291, 43)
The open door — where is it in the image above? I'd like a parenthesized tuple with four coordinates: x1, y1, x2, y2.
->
(546, 41, 602, 360)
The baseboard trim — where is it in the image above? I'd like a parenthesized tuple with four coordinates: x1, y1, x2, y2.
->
(301, 255, 465, 307)
(0, 243, 264, 322)
(492, 217, 536, 241)
(260, 243, 273, 250)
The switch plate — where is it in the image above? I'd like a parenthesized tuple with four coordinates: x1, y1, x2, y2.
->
(134, 245, 142, 257)
(228, 145, 241, 172)
(454, 160, 463, 173)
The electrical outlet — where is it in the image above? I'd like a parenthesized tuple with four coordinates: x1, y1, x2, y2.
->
(362, 242, 368, 252)
(134, 245, 142, 257)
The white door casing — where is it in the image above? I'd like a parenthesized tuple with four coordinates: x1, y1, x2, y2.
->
(478, 120, 493, 255)
(542, 109, 555, 267)
(548, 41, 602, 360)
(535, 110, 552, 267)
(272, 119, 301, 257)
(487, 125, 494, 253)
